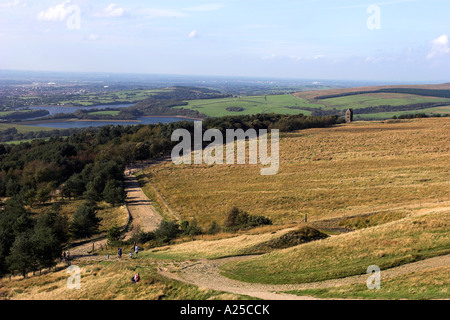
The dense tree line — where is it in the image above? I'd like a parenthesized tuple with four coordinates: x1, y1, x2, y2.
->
(0, 198, 67, 278)
(0, 127, 88, 143)
(0, 110, 49, 121)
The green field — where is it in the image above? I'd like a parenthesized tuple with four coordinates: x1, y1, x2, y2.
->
(0, 123, 54, 133)
(319, 92, 450, 110)
(87, 110, 120, 116)
(45, 88, 175, 107)
(174, 94, 322, 117)
(355, 106, 450, 120)
(286, 265, 449, 300)
(174, 91, 450, 119)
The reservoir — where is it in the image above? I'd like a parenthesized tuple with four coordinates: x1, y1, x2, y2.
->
(27, 103, 134, 116)
(26, 116, 197, 129)
(17, 104, 198, 128)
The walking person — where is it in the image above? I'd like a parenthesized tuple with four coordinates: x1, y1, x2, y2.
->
(118, 247, 122, 259)
(134, 245, 139, 257)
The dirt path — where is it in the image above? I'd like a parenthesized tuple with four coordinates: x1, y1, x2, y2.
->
(124, 173, 162, 235)
(158, 253, 450, 300)
(157, 204, 450, 300)
(70, 163, 165, 261)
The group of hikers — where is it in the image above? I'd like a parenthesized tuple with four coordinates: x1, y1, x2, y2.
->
(63, 243, 141, 284)
(117, 244, 139, 259)
(60, 251, 71, 266)
(117, 244, 141, 283)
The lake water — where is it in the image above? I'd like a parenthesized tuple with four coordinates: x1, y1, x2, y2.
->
(27, 104, 134, 116)
(20, 104, 197, 128)
(28, 117, 196, 129)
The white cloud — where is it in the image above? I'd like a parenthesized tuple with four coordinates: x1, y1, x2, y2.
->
(188, 30, 199, 39)
(427, 34, 450, 59)
(94, 3, 125, 18)
(37, 0, 75, 21)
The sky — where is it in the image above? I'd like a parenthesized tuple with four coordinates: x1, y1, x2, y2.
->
(1, 0, 450, 82)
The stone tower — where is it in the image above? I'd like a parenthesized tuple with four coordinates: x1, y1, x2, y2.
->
(346, 108, 353, 123)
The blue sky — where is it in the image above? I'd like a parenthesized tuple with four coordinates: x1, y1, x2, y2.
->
(1, 0, 450, 82)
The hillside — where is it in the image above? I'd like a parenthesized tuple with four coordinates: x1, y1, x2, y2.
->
(140, 118, 450, 228)
(1, 117, 449, 300)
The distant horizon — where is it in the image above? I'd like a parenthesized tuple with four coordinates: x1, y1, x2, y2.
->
(0, 68, 448, 86)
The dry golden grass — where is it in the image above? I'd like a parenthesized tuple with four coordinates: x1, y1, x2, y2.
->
(141, 118, 450, 228)
(0, 260, 245, 300)
(145, 226, 303, 260)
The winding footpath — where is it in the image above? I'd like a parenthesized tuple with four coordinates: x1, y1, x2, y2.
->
(67, 164, 450, 300)
(157, 253, 450, 300)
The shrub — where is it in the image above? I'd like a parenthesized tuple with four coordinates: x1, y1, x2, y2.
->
(224, 207, 272, 231)
(207, 221, 221, 235)
(180, 220, 203, 236)
(154, 220, 181, 243)
(107, 225, 122, 245)
(71, 201, 101, 239)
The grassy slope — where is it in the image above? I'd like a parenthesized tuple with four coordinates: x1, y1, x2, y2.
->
(56, 89, 174, 106)
(220, 209, 450, 284)
(286, 265, 449, 300)
(87, 110, 120, 116)
(0, 259, 250, 300)
(174, 94, 322, 117)
(319, 93, 450, 110)
(355, 106, 450, 120)
(0, 123, 54, 132)
(174, 84, 450, 119)
(142, 118, 450, 228)
(144, 226, 300, 260)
